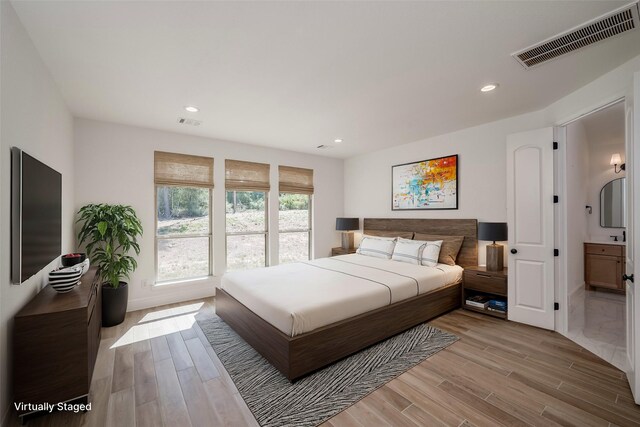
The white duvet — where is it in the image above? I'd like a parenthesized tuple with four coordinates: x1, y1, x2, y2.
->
(220, 254, 463, 336)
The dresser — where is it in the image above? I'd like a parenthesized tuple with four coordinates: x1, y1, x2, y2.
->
(584, 242, 625, 293)
(13, 267, 101, 421)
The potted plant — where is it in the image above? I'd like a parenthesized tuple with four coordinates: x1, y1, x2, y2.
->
(77, 204, 143, 327)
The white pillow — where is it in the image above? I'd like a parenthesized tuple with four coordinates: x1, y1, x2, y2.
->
(391, 239, 427, 265)
(361, 234, 396, 241)
(357, 236, 396, 259)
(419, 240, 444, 267)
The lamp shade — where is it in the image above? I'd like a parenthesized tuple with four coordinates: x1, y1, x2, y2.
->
(478, 222, 508, 242)
(610, 153, 622, 165)
(336, 217, 359, 231)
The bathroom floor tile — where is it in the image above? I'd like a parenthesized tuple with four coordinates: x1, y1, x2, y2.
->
(567, 289, 626, 370)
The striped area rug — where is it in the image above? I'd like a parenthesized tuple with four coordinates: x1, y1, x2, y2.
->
(198, 316, 458, 427)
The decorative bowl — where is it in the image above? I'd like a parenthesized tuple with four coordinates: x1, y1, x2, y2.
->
(61, 253, 86, 267)
(80, 258, 91, 275)
(49, 266, 83, 293)
(49, 280, 81, 293)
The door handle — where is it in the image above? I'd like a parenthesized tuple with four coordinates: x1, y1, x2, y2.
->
(510, 249, 518, 254)
(623, 274, 634, 283)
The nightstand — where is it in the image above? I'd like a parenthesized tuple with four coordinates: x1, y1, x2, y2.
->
(462, 266, 508, 319)
(331, 247, 357, 256)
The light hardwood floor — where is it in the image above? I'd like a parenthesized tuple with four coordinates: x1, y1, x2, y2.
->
(7, 299, 640, 427)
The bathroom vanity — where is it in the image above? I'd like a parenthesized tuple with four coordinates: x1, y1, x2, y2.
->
(584, 242, 626, 293)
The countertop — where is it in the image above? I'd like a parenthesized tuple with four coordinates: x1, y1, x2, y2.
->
(584, 240, 626, 246)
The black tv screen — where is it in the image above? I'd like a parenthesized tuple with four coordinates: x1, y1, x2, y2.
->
(11, 148, 62, 284)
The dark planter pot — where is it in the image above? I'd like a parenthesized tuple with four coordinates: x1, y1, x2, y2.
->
(102, 282, 128, 327)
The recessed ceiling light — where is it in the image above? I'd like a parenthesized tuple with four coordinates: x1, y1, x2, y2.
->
(334, 138, 343, 144)
(184, 105, 200, 113)
(480, 84, 498, 93)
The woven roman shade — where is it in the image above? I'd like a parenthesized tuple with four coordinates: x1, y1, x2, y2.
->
(154, 151, 214, 188)
(225, 160, 270, 191)
(279, 166, 314, 194)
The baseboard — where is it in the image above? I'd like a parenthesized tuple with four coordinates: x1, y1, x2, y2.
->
(569, 283, 585, 299)
(127, 287, 216, 312)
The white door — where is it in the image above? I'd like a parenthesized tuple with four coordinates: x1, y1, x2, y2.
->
(507, 127, 555, 330)
(627, 72, 640, 403)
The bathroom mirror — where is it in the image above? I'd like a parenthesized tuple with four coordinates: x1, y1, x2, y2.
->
(600, 177, 626, 228)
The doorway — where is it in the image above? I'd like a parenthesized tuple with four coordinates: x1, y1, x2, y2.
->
(562, 100, 627, 370)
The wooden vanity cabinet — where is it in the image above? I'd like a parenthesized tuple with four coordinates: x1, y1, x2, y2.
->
(584, 243, 625, 293)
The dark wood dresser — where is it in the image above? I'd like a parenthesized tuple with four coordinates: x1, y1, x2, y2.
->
(13, 267, 101, 420)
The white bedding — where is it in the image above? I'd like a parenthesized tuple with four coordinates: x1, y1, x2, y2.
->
(220, 254, 463, 336)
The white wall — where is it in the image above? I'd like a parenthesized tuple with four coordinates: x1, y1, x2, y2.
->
(344, 110, 547, 265)
(545, 55, 640, 125)
(587, 139, 626, 241)
(0, 2, 75, 425)
(74, 119, 343, 311)
(565, 120, 590, 296)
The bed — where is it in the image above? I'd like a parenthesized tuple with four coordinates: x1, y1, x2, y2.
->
(216, 218, 478, 380)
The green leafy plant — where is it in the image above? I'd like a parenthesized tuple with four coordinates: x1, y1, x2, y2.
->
(77, 204, 143, 288)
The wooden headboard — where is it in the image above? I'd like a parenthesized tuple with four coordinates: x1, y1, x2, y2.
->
(363, 218, 478, 267)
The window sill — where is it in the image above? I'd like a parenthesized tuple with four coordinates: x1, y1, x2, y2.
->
(153, 275, 216, 289)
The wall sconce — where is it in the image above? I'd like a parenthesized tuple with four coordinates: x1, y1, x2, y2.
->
(611, 153, 625, 174)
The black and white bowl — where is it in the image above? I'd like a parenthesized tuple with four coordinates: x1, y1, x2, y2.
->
(49, 266, 83, 293)
(50, 280, 80, 293)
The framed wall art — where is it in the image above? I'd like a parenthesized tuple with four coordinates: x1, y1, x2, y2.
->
(392, 154, 458, 210)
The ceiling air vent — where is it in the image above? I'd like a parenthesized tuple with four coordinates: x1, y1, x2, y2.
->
(512, 2, 639, 69)
(177, 117, 202, 127)
(316, 144, 333, 150)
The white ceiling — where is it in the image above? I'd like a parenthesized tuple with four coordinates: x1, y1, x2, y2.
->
(11, 0, 640, 158)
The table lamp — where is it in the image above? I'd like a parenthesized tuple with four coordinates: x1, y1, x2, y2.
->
(478, 222, 508, 271)
(336, 218, 360, 250)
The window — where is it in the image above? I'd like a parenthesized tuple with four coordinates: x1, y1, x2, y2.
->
(225, 160, 270, 271)
(278, 166, 314, 263)
(279, 194, 311, 263)
(154, 151, 213, 283)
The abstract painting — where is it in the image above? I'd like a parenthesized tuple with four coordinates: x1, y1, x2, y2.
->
(392, 155, 458, 210)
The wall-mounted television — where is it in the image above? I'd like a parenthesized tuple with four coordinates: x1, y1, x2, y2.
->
(11, 147, 62, 284)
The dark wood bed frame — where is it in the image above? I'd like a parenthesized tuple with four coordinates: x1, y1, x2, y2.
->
(216, 218, 478, 381)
